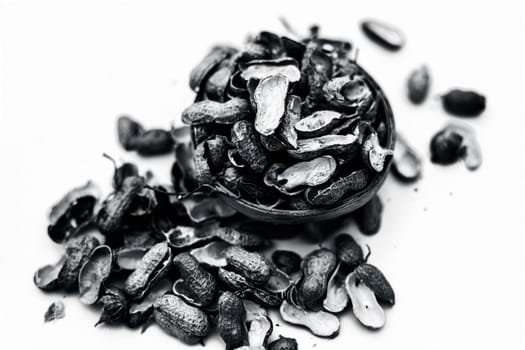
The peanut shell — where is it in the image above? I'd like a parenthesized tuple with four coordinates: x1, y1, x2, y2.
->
(153, 295, 210, 344)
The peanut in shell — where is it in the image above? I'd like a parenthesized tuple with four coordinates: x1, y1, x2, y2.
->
(153, 294, 210, 344)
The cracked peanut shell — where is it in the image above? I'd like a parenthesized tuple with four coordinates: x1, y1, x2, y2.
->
(345, 272, 385, 329)
(58, 235, 100, 291)
(276, 156, 337, 191)
(124, 242, 171, 299)
(288, 134, 359, 160)
(172, 252, 218, 307)
(304, 169, 370, 206)
(224, 245, 272, 284)
(254, 74, 289, 136)
(354, 263, 395, 305)
(78, 245, 113, 305)
(279, 300, 340, 337)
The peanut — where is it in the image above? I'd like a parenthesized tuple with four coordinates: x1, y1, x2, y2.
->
(297, 248, 337, 310)
(218, 268, 281, 307)
(224, 245, 272, 284)
(218, 291, 247, 350)
(153, 294, 210, 344)
(355, 195, 383, 235)
(96, 175, 145, 235)
(268, 336, 298, 350)
(124, 242, 171, 299)
(58, 235, 100, 291)
(172, 252, 218, 307)
(334, 234, 364, 268)
(354, 263, 395, 305)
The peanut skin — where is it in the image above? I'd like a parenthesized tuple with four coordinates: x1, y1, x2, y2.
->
(297, 248, 337, 310)
(153, 295, 210, 345)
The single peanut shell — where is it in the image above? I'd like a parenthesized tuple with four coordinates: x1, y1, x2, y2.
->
(288, 134, 359, 160)
(322, 263, 350, 313)
(334, 234, 364, 268)
(297, 248, 337, 310)
(345, 272, 385, 329)
(96, 176, 145, 235)
(240, 57, 301, 83)
(279, 300, 340, 337)
(190, 241, 230, 268)
(182, 98, 251, 125)
(231, 120, 268, 173)
(153, 295, 210, 344)
(276, 156, 337, 191)
(125, 242, 170, 299)
(276, 95, 301, 149)
(172, 252, 218, 307)
(355, 263, 395, 305)
(254, 74, 289, 136)
(268, 336, 298, 350)
(218, 291, 247, 350)
(78, 245, 113, 305)
(224, 245, 272, 284)
(189, 46, 237, 91)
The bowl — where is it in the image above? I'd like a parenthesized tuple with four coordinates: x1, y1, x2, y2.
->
(212, 64, 395, 224)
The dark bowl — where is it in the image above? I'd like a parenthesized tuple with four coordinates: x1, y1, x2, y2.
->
(214, 64, 395, 224)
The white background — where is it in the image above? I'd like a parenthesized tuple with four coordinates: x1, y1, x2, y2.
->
(1, 0, 525, 349)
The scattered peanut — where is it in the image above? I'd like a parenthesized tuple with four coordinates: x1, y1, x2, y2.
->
(224, 245, 272, 284)
(172, 252, 218, 307)
(297, 248, 337, 310)
(153, 294, 211, 344)
(218, 292, 248, 350)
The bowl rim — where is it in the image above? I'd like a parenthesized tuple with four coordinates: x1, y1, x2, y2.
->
(208, 63, 396, 223)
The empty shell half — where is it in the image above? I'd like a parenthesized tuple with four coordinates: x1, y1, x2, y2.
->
(78, 245, 113, 305)
(345, 272, 385, 329)
(279, 300, 340, 337)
